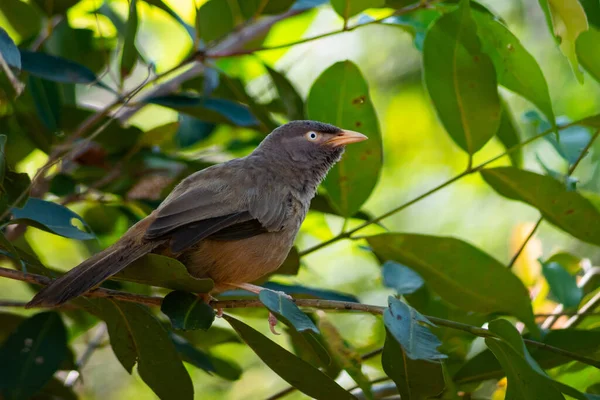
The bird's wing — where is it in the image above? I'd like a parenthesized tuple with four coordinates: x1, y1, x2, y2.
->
(144, 163, 288, 252)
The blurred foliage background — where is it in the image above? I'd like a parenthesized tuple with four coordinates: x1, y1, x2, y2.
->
(1, 0, 600, 399)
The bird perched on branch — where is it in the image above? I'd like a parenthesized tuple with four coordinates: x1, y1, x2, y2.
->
(26, 120, 367, 330)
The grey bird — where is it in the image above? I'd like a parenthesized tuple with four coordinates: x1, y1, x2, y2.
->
(26, 120, 368, 316)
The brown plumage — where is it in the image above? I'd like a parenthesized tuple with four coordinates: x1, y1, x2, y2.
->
(26, 121, 367, 308)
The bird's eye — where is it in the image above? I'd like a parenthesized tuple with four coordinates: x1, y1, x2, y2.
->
(306, 131, 319, 141)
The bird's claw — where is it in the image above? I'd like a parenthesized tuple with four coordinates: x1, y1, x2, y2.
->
(268, 312, 280, 335)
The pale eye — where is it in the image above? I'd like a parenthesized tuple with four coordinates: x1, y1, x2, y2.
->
(306, 131, 319, 141)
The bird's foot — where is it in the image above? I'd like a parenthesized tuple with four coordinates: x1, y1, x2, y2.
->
(268, 312, 280, 335)
(198, 292, 222, 317)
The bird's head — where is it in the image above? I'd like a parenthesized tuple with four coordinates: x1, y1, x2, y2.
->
(256, 120, 368, 170)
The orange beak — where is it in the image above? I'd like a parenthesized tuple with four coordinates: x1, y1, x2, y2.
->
(325, 130, 368, 147)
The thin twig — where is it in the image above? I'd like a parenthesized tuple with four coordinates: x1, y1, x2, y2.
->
(64, 323, 107, 387)
(507, 217, 543, 269)
(0, 51, 24, 96)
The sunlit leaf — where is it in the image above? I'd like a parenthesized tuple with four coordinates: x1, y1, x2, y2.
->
(266, 65, 304, 120)
(142, 0, 195, 39)
(576, 27, 600, 84)
(77, 298, 194, 400)
(161, 291, 215, 331)
(382, 328, 445, 399)
(224, 315, 355, 399)
(0, 28, 20, 69)
(121, 0, 139, 79)
(541, 260, 582, 308)
(0, 312, 68, 400)
(367, 233, 539, 335)
(538, 0, 589, 82)
(148, 94, 258, 127)
(330, 0, 385, 19)
(9, 198, 94, 240)
(383, 296, 446, 361)
(0, 0, 42, 39)
(484, 319, 565, 400)
(481, 167, 600, 246)
(381, 261, 424, 295)
(307, 61, 383, 217)
(423, 0, 501, 154)
(259, 290, 319, 333)
(472, 10, 556, 128)
(112, 254, 214, 293)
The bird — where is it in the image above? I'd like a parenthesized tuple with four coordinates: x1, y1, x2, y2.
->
(26, 120, 367, 330)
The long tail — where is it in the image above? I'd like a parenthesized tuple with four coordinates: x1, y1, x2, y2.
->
(26, 216, 161, 308)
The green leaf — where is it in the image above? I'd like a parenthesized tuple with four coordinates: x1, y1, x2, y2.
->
(28, 76, 61, 132)
(576, 27, 600, 84)
(382, 9, 441, 50)
(382, 328, 445, 399)
(19, 50, 112, 91)
(112, 254, 215, 293)
(1, 170, 30, 210)
(383, 296, 447, 361)
(142, 0, 195, 39)
(307, 61, 383, 217)
(538, 0, 589, 82)
(265, 65, 304, 120)
(259, 290, 319, 333)
(318, 313, 372, 399)
(0, 313, 25, 345)
(309, 193, 374, 221)
(31, 0, 81, 15)
(285, 326, 338, 377)
(9, 198, 94, 240)
(0, 28, 20, 69)
(496, 101, 523, 167)
(270, 246, 300, 276)
(541, 260, 583, 308)
(0, 134, 6, 184)
(170, 333, 242, 380)
(472, 10, 556, 128)
(161, 291, 215, 331)
(0, 312, 68, 400)
(121, 0, 139, 79)
(175, 114, 216, 148)
(0, 231, 21, 266)
(581, 0, 600, 28)
(148, 94, 258, 127)
(481, 167, 600, 246)
(484, 319, 565, 400)
(367, 233, 539, 335)
(381, 261, 424, 295)
(330, 0, 385, 19)
(546, 252, 582, 275)
(262, 282, 359, 302)
(0, 0, 42, 40)
(77, 298, 194, 400)
(423, 0, 501, 154)
(224, 315, 355, 400)
(196, 0, 235, 43)
(455, 329, 600, 384)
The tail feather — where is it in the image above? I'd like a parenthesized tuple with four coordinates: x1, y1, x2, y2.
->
(26, 240, 158, 308)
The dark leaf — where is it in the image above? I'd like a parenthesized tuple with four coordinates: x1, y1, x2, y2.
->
(19, 50, 112, 91)
(382, 261, 424, 295)
(31, 0, 80, 15)
(259, 290, 319, 333)
(472, 10, 555, 128)
(175, 114, 216, 148)
(481, 167, 600, 247)
(367, 233, 539, 335)
(577, 27, 600, 84)
(112, 254, 214, 293)
(318, 313, 372, 399)
(285, 327, 336, 376)
(76, 298, 194, 400)
(0, 312, 68, 400)
(330, 0, 385, 19)
(28, 76, 61, 132)
(265, 65, 304, 120)
(224, 315, 355, 400)
(541, 260, 583, 308)
(161, 291, 215, 331)
(1, 169, 30, 210)
(496, 100, 523, 167)
(262, 282, 359, 302)
(382, 327, 445, 399)
(121, 0, 139, 79)
(383, 296, 446, 361)
(9, 197, 94, 240)
(581, 0, 600, 28)
(0, 312, 25, 343)
(170, 332, 242, 380)
(148, 94, 258, 127)
(270, 246, 300, 276)
(546, 252, 582, 275)
(0, 134, 6, 184)
(196, 0, 235, 43)
(309, 193, 374, 221)
(49, 174, 77, 197)
(0, 28, 20, 69)
(177, 326, 242, 350)
(484, 319, 565, 400)
(423, 0, 501, 154)
(307, 61, 383, 217)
